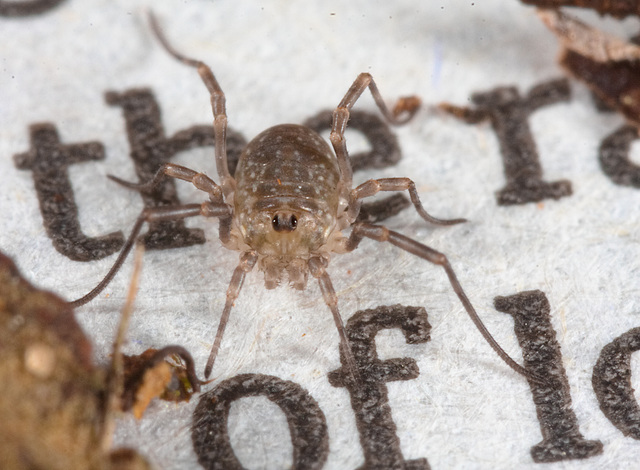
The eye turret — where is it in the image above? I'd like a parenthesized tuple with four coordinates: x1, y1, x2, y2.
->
(272, 213, 298, 232)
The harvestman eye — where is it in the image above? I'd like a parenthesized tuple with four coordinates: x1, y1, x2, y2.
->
(69, 12, 544, 385)
(272, 214, 297, 232)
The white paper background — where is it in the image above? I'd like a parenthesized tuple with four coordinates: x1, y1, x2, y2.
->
(2, 1, 640, 468)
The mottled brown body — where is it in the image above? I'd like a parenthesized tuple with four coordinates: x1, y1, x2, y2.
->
(235, 125, 341, 209)
(232, 124, 346, 287)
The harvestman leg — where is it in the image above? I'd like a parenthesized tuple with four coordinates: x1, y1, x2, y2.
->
(77, 12, 239, 307)
(344, 222, 544, 384)
(110, 163, 256, 379)
(330, 76, 444, 225)
(308, 256, 360, 382)
(330, 77, 537, 381)
(204, 256, 359, 380)
(81, 161, 245, 378)
(149, 12, 235, 195)
(204, 251, 258, 378)
(109, 162, 225, 204)
(69, 201, 231, 307)
(351, 177, 467, 226)
(330, 72, 421, 192)
(110, 162, 235, 244)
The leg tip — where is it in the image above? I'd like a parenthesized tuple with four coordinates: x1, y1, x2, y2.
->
(392, 96, 421, 123)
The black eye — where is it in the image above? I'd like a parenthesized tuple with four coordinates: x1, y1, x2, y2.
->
(272, 214, 297, 232)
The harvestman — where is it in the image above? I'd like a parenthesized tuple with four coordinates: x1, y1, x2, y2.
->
(71, 13, 537, 383)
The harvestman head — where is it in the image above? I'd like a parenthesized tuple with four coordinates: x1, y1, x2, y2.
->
(71, 12, 543, 384)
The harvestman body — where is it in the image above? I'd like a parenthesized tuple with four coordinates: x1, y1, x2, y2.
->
(72, 14, 537, 383)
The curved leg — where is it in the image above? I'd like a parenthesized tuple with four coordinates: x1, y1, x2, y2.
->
(109, 162, 224, 203)
(344, 222, 545, 384)
(69, 201, 231, 308)
(204, 251, 258, 378)
(308, 256, 360, 384)
(349, 177, 467, 225)
(149, 12, 234, 195)
(331, 72, 421, 190)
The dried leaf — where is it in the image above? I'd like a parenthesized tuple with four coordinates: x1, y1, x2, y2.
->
(538, 9, 640, 62)
(121, 346, 201, 418)
(537, 8, 640, 126)
(521, 0, 640, 19)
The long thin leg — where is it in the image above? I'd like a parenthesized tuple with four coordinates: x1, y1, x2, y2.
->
(69, 201, 231, 308)
(110, 162, 224, 203)
(204, 251, 258, 378)
(348, 177, 467, 225)
(331, 72, 421, 190)
(148, 12, 235, 195)
(111, 161, 233, 243)
(344, 222, 546, 384)
(308, 256, 360, 384)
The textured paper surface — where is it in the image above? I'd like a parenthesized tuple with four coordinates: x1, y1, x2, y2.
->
(1, 1, 639, 468)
